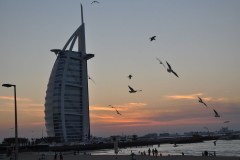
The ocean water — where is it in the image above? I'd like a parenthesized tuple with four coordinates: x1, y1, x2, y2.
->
(90, 140, 240, 157)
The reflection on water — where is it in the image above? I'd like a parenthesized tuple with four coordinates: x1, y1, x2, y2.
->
(90, 140, 240, 157)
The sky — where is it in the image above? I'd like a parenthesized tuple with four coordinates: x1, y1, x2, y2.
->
(0, 0, 240, 142)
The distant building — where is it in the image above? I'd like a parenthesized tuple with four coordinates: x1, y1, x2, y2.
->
(159, 133, 170, 137)
(44, 5, 94, 143)
(142, 133, 158, 139)
(218, 127, 233, 134)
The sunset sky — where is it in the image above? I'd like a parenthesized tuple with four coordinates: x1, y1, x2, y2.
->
(0, 0, 240, 142)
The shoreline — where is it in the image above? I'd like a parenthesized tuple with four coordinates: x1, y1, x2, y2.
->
(18, 153, 240, 160)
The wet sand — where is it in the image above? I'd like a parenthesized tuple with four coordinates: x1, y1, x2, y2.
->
(18, 152, 239, 160)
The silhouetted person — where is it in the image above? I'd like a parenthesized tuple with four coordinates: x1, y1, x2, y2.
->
(54, 152, 57, 160)
(154, 148, 158, 157)
(148, 148, 151, 156)
(204, 151, 208, 156)
(60, 152, 63, 160)
(213, 140, 217, 146)
(152, 148, 155, 156)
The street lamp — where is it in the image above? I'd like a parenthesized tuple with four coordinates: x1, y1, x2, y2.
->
(2, 83, 18, 160)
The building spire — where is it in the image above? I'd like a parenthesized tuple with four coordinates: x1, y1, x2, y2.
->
(81, 4, 84, 24)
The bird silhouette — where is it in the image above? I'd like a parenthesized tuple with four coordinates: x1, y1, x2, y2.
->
(213, 109, 220, 117)
(88, 76, 96, 84)
(109, 105, 122, 115)
(115, 109, 122, 115)
(198, 96, 208, 107)
(224, 121, 230, 123)
(91, 1, 100, 4)
(150, 36, 156, 41)
(166, 61, 179, 78)
(128, 85, 142, 93)
(128, 74, 133, 79)
(156, 57, 166, 68)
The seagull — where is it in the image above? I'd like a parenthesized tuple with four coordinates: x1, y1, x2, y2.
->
(108, 105, 114, 108)
(166, 61, 179, 78)
(88, 76, 96, 84)
(91, 1, 100, 4)
(150, 36, 156, 41)
(128, 85, 142, 93)
(224, 121, 230, 123)
(198, 97, 208, 107)
(109, 105, 122, 115)
(156, 57, 166, 68)
(115, 109, 122, 115)
(213, 109, 220, 118)
(128, 74, 133, 79)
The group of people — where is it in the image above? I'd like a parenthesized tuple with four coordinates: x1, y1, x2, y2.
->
(54, 152, 63, 160)
(148, 148, 161, 157)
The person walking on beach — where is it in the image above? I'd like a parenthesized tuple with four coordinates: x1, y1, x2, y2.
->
(148, 148, 151, 156)
(152, 148, 155, 156)
(154, 148, 158, 157)
(54, 152, 57, 160)
(60, 152, 63, 160)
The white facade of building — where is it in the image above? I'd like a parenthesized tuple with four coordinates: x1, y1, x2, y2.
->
(44, 5, 93, 143)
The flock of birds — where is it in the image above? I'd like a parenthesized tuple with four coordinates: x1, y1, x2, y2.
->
(87, 0, 230, 146)
(101, 35, 222, 120)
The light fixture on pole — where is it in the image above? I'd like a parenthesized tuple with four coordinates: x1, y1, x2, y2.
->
(2, 83, 18, 160)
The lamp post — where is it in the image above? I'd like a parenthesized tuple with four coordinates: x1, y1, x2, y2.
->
(2, 83, 18, 160)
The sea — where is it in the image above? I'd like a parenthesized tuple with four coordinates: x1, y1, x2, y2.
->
(90, 140, 240, 157)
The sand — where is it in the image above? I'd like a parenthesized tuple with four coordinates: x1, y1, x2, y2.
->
(17, 152, 239, 160)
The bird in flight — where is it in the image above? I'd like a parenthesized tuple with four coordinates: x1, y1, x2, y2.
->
(128, 74, 133, 79)
(198, 96, 208, 107)
(150, 36, 156, 41)
(91, 1, 100, 4)
(88, 76, 96, 84)
(156, 57, 165, 68)
(115, 109, 122, 115)
(109, 105, 122, 115)
(166, 61, 179, 78)
(213, 109, 220, 118)
(128, 85, 142, 93)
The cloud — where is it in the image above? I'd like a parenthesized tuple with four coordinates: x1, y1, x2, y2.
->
(166, 93, 203, 100)
(90, 102, 147, 112)
(165, 93, 228, 103)
(0, 96, 32, 102)
(89, 105, 112, 111)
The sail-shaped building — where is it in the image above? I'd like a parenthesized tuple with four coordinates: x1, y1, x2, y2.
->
(44, 5, 94, 143)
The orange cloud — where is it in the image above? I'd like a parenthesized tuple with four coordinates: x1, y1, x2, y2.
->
(0, 96, 32, 102)
(165, 93, 228, 103)
(90, 105, 113, 111)
(166, 93, 203, 100)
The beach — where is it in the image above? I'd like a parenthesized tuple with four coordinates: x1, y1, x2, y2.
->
(18, 152, 239, 160)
